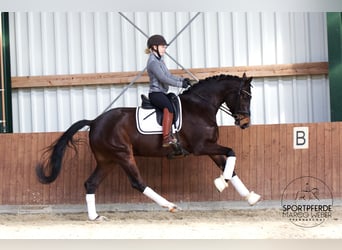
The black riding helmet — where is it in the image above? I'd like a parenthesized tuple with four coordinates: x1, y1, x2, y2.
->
(147, 35, 168, 58)
(147, 34, 168, 49)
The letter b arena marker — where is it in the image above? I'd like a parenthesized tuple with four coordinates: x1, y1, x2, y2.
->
(293, 127, 309, 149)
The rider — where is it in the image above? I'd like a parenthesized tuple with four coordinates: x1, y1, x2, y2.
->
(145, 34, 191, 147)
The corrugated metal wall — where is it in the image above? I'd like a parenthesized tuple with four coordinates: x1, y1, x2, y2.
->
(9, 12, 330, 132)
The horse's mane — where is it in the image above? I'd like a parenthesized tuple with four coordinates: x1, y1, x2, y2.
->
(202, 74, 241, 82)
(182, 74, 241, 95)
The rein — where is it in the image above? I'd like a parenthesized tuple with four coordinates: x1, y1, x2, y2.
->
(185, 88, 233, 117)
(188, 79, 250, 119)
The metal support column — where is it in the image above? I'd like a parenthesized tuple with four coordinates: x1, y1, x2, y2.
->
(327, 13, 342, 121)
(0, 12, 12, 133)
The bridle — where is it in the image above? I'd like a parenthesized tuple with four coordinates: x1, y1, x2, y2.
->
(230, 79, 252, 121)
(190, 79, 251, 122)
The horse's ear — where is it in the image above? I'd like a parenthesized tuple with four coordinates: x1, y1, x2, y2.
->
(243, 73, 253, 84)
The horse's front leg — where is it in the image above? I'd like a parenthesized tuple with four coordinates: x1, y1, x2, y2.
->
(143, 187, 180, 212)
(118, 154, 180, 212)
(209, 153, 261, 206)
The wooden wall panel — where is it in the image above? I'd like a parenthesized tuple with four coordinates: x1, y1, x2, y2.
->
(0, 135, 4, 203)
(331, 122, 340, 198)
(0, 122, 341, 206)
(11, 62, 328, 89)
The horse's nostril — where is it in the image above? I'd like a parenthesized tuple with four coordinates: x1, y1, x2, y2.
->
(241, 123, 250, 129)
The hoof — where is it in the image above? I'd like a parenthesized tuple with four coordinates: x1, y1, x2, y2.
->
(93, 215, 109, 222)
(247, 191, 261, 206)
(214, 175, 228, 192)
(168, 203, 181, 213)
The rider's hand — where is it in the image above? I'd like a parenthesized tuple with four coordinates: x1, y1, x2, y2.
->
(182, 78, 192, 88)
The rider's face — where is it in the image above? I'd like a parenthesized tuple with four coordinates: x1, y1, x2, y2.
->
(153, 45, 167, 56)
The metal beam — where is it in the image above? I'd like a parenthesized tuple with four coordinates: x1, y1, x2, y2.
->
(101, 66, 147, 113)
(102, 12, 201, 111)
(119, 12, 201, 81)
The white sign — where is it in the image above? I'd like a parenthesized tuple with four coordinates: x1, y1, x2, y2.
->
(293, 127, 309, 149)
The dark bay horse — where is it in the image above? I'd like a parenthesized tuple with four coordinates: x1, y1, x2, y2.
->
(36, 73, 261, 221)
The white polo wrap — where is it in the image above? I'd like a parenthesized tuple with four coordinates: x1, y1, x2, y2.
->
(86, 194, 99, 220)
(222, 156, 236, 180)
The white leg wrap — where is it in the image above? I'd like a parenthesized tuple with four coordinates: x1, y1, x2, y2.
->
(143, 187, 177, 210)
(214, 156, 236, 192)
(214, 175, 228, 192)
(230, 175, 261, 205)
(222, 156, 236, 180)
(86, 194, 99, 220)
(230, 175, 250, 197)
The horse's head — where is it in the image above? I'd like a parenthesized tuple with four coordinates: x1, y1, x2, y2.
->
(225, 73, 253, 129)
(181, 73, 253, 129)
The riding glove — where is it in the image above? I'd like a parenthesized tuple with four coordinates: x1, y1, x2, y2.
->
(182, 78, 192, 88)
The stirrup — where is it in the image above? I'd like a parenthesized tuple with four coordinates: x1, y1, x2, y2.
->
(168, 141, 190, 159)
(162, 135, 178, 147)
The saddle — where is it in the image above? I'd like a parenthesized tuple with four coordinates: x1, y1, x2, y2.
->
(136, 93, 188, 158)
(136, 93, 182, 135)
(140, 93, 180, 126)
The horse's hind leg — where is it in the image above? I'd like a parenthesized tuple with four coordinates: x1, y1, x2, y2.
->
(84, 161, 114, 221)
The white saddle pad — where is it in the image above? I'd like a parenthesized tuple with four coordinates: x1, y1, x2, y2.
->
(136, 105, 182, 135)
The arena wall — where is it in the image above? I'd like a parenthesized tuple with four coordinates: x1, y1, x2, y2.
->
(0, 122, 340, 206)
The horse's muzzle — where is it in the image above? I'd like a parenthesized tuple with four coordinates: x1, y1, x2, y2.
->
(234, 115, 250, 129)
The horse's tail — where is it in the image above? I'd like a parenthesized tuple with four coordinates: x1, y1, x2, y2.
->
(36, 119, 92, 184)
